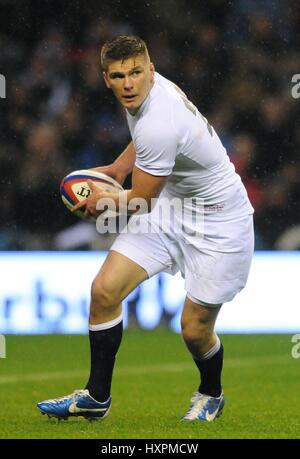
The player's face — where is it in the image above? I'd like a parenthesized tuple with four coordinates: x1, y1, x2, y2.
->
(103, 54, 155, 114)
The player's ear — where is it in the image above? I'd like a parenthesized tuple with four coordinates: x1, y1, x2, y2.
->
(103, 72, 111, 88)
(150, 62, 155, 82)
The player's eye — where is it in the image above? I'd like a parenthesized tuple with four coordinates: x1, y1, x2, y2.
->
(110, 74, 124, 79)
(132, 70, 141, 75)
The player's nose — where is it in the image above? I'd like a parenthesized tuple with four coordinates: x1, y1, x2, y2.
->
(123, 76, 133, 90)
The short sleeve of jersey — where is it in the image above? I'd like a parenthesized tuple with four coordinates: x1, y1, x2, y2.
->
(133, 121, 177, 176)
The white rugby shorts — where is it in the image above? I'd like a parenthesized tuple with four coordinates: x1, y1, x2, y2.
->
(111, 211, 254, 306)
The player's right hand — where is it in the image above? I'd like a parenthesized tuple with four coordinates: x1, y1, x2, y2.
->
(89, 164, 127, 186)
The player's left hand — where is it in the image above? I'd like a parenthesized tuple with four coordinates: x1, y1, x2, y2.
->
(71, 181, 116, 219)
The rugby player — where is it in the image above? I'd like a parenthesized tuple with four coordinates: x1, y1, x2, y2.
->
(37, 35, 254, 422)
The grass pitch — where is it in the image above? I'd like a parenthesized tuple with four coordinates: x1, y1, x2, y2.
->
(0, 331, 299, 439)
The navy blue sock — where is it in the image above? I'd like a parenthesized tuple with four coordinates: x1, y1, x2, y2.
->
(194, 343, 224, 398)
(85, 321, 123, 402)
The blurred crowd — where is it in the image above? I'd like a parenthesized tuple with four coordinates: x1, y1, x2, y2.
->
(1, 0, 300, 250)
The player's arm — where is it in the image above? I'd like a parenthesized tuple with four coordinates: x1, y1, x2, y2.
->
(74, 124, 175, 218)
(74, 166, 168, 218)
(91, 142, 136, 185)
(128, 165, 168, 203)
(119, 165, 168, 214)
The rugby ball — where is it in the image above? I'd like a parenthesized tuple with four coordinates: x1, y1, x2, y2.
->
(60, 169, 124, 219)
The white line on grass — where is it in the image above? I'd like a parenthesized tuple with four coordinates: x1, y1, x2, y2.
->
(0, 354, 290, 385)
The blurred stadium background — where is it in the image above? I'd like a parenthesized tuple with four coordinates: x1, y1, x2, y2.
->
(1, 0, 300, 251)
(0, 0, 300, 439)
(1, 0, 300, 333)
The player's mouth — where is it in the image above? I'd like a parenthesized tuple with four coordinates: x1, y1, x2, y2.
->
(123, 95, 137, 101)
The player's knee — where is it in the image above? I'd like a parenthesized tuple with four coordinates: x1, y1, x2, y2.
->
(91, 278, 120, 311)
(181, 321, 211, 350)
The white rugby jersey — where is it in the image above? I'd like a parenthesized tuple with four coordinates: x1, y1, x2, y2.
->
(126, 72, 254, 221)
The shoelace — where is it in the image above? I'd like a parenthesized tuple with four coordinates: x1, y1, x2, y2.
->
(49, 389, 89, 404)
(184, 392, 210, 419)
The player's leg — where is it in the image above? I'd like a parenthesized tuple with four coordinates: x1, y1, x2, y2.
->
(37, 223, 174, 420)
(181, 296, 223, 396)
(178, 216, 254, 421)
(85, 250, 148, 403)
(181, 296, 225, 421)
(82, 219, 176, 411)
(37, 250, 148, 420)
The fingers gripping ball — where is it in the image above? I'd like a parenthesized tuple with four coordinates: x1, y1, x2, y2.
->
(60, 169, 124, 219)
